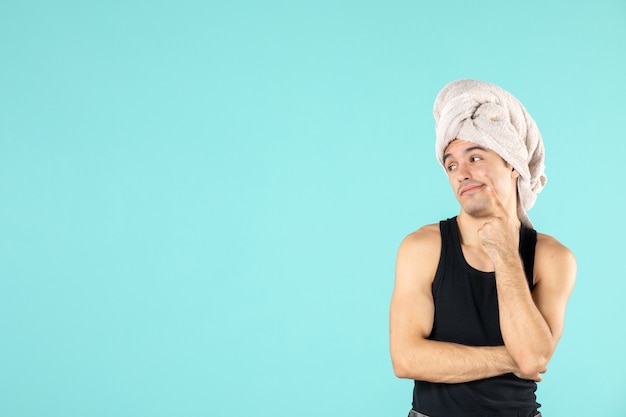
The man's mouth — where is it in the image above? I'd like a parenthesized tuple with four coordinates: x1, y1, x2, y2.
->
(459, 184, 484, 196)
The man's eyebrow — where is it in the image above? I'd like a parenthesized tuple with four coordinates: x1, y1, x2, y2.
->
(466, 146, 487, 153)
(442, 145, 488, 163)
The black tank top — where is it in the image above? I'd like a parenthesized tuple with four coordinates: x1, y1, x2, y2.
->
(412, 217, 540, 417)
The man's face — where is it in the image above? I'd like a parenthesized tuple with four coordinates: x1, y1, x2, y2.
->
(442, 139, 519, 219)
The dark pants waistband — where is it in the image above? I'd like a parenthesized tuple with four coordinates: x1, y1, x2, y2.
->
(408, 410, 542, 417)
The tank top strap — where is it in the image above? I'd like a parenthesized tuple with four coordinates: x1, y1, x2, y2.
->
(436, 217, 457, 273)
(519, 224, 538, 290)
(438, 217, 454, 254)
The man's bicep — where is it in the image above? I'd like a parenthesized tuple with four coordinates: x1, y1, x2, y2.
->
(532, 239, 577, 348)
(390, 230, 439, 361)
(390, 281, 435, 343)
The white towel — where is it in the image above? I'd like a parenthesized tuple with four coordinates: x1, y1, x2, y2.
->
(433, 79, 546, 228)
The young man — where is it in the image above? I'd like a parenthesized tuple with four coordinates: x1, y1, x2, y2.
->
(389, 80, 576, 417)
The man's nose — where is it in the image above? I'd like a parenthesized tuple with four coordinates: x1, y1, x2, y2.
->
(456, 163, 471, 181)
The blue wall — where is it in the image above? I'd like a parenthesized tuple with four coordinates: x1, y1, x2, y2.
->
(1, 1, 625, 415)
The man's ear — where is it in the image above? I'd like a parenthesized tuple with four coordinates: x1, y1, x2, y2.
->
(511, 166, 520, 179)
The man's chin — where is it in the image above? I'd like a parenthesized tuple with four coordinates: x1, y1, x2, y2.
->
(462, 203, 494, 219)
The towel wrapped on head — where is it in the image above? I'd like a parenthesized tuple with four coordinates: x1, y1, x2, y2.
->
(433, 79, 547, 228)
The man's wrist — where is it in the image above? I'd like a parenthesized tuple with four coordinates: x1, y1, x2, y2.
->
(492, 253, 524, 275)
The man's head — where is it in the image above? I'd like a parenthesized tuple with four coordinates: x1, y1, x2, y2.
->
(443, 139, 520, 220)
(433, 79, 546, 227)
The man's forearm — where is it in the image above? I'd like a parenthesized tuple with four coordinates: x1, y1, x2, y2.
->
(393, 340, 518, 383)
(494, 255, 553, 375)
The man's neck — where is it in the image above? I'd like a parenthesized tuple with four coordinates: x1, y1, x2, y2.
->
(456, 213, 485, 248)
(456, 211, 521, 248)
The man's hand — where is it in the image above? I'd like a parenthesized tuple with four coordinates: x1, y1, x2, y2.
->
(477, 184, 520, 263)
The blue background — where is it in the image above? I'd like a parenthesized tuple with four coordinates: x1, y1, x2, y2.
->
(1, 1, 625, 416)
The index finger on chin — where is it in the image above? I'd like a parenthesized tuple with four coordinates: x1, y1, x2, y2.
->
(484, 178, 505, 213)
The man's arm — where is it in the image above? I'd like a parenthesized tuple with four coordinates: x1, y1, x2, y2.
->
(478, 188, 577, 377)
(491, 234, 576, 376)
(389, 225, 531, 383)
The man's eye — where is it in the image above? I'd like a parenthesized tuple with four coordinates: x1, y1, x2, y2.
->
(470, 156, 482, 162)
(447, 163, 457, 171)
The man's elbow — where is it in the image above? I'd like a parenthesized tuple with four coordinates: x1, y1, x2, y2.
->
(516, 353, 549, 377)
(390, 351, 415, 379)
(392, 360, 412, 379)
(509, 336, 555, 376)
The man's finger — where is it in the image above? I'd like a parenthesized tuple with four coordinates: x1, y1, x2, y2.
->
(484, 179, 507, 216)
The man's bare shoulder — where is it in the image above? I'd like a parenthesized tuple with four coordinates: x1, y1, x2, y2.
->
(536, 233, 576, 262)
(395, 223, 442, 290)
(535, 232, 577, 283)
(401, 223, 441, 249)
(397, 223, 442, 266)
